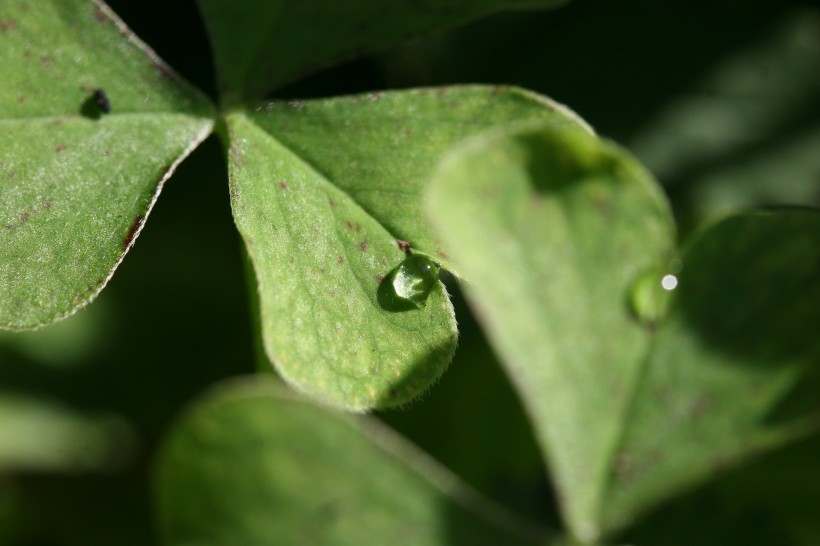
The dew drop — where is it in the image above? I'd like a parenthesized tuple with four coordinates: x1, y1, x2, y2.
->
(386, 255, 440, 309)
(628, 265, 677, 325)
(661, 274, 678, 291)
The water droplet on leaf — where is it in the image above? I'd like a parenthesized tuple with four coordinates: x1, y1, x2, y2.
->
(628, 265, 677, 325)
(384, 255, 440, 310)
(661, 274, 678, 291)
(392, 255, 440, 307)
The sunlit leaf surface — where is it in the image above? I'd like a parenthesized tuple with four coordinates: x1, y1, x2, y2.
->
(226, 86, 588, 410)
(0, 0, 213, 329)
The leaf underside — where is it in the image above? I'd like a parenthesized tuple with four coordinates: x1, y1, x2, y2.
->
(0, 0, 213, 329)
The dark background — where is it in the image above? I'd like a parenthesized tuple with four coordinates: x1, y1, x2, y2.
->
(1, 0, 818, 544)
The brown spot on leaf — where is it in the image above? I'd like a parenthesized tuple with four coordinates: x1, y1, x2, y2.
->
(688, 394, 713, 419)
(0, 19, 17, 32)
(93, 7, 108, 24)
(591, 192, 612, 218)
(397, 240, 411, 253)
(154, 62, 174, 80)
(337, 256, 345, 264)
(123, 215, 144, 248)
(435, 249, 450, 260)
(19, 211, 29, 225)
(376, 275, 384, 284)
(278, 181, 288, 190)
(40, 54, 52, 66)
(613, 453, 633, 480)
(328, 198, 337, 207)
(360, 241, 368, 253)
(55, 144, 67, 153)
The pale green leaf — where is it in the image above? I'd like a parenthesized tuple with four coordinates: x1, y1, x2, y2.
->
(0, 0, 214, 329)
(245, 86, 590, 275)
(227, 111, 455, 411)
(426, 123, 820, 541)
(426, 124, 674, 541)
(197, 0, 569, 101)
(155, 377, 553, 546)
(226, 86, 588, 410)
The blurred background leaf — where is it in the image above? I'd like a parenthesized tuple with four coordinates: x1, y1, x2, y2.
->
(425, 123, 674, 541)
(619, 434, 820, 546)
(197, 0, 569, 101)
(602, 210, 820, 534)
(155, 377, 553, 546)
(426, 122, 819, 541)
(629, 10, 820, 231)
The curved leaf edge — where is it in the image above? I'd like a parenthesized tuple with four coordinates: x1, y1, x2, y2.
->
(153, 375, 556, 544)
(198, 0, 574, 104)
(242, 83, 595, 280)
(1, 119, 214, 332)
(600, 205, 820, 536)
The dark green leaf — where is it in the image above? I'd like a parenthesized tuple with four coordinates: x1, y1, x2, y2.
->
(197, 0, 569, 101)
(155, 377, 553, 546)
(0, 0, 214, 329)
(603, 209, 820, 532)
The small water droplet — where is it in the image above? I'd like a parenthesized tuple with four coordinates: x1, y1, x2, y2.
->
(377, 254, 441, 311)
(661, 274, 678, 291)
(628, 266, 676, 325)
(392, 255, 439, 307)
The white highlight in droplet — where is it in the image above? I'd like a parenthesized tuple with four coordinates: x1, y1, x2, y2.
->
(661, 274, 678, 291)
